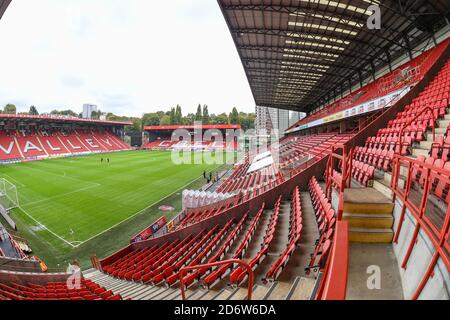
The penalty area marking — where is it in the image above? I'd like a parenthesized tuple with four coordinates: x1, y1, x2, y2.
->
(73, 164, 223, 248)
(17, 206, 77, 248)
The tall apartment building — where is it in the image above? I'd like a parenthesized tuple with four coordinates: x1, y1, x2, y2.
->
(82, 104, 98, 119)
(255, 106, 303, 135)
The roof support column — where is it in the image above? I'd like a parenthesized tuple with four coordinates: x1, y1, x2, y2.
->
(385, 50, 392, 73)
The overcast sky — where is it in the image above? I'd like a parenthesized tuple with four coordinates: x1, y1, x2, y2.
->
(0, 0, 255, 117)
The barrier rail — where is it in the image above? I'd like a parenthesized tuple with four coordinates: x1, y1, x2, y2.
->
(315, 221, 349, 300)
(326, 144, 353, 220)
(391, 154, 450, 299)
(179, 259, 254, 300)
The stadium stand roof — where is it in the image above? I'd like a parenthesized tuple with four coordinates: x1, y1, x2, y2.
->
(0, 114, 132, 126)
(218, 0, 449, 113)
(144, 124, 241, 130)
(0, 0, 10, 20)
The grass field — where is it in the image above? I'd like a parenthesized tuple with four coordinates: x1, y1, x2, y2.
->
(0, 150, 229, 269)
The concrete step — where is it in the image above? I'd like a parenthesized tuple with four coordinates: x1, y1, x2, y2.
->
(150, 287, 177, 300)
(214, 288, 237, 300)
(82, 268, 97, 276)
(343, 212, 394, 229)
(287, 277, 316, 300)
(265, 281, 291, 300)
(373, 180, 393, 200)
(435, 127, 447, 134)
(128, 286, 159, 300)
(121, 284, 152, 299)
(229, 287, 250, 300)
(412, 147, 430, 157)
(426, 132, 444, 141)
(445, 114, 450, 120)
(200, 290, 221, 300)
(437, 119, 450, 128)
(349, 227, 394, 243)
(419, 140, 433, 150)
(343, 188, 394, 214)
(186, 289, 208, 300)
(252, 285, 270, 300)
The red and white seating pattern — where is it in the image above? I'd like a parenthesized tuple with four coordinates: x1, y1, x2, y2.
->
(0, 129, 130, 162)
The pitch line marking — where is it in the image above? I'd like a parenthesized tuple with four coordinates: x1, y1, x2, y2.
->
(17, 206, 76, 248)
(1, 174, 26, 188)
(21, 184, 102, 208)
(74, 164, 223, 248)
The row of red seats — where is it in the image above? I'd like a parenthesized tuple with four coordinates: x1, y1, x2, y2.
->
(229, 197, 282, 284)
(203, 203, 266, 287)
(354, 146, 394, 171)
(306, 177, 336, 273)
(165, 220, 235, 286)
(265, 187, 303, 281)
(181, 212, 250, 287)
(431, 135, 450, 161)
(175, 203, 233, 231)
(216, 157, 251, 193)
(0, 279, 121, 300)
(357, 58, 450, 171)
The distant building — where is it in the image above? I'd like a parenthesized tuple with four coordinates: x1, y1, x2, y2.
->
(289, 111, 306, 127)
(255, 106, 291, 136)
(82, 104, 98, 119)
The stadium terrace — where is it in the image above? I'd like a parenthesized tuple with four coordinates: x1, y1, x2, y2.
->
(0, 0, 449, 304)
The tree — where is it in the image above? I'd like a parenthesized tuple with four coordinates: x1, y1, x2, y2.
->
(50, 109, 78, 117)
(169, 108, 176, 125)
(214, 113, 229, 125)
(195, 104, 202, 122)
(160, 115, 171, 126)
(29, 105, 39, 115)
(229, 107, 239, 124)
(239, 112, 256, 131)
(142, 113, 160, 126)
(3, 104, 16, 114)
(202, 104, 210, 124)
(175, 105, 182, 125)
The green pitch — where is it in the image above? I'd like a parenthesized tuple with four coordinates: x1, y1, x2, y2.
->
(1, 150, 227, 268)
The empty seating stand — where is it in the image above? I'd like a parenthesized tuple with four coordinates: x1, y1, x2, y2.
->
(0, 128, 130, 163)
(0, 279, 122, 300)
(354, 58, 450, 173)
(306, 177, 336, 273)
(264, 187, 303, 281)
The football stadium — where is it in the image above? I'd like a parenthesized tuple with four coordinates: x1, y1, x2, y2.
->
(0, 0, 450, 306)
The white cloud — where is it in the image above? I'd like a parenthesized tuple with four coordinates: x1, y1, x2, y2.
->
(0, 0, 255, 116)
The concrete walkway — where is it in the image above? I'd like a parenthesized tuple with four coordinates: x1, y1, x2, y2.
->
(346, 243, 404, 300)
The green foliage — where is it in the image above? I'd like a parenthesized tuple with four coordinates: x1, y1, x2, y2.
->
(202, 105, 210, 124)
(3, 104, 17, 114)
(195, 104, 202, 122)
(29, 105, 39, 115)
(229, 107, 239, 124)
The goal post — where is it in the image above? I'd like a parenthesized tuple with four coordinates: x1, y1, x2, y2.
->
(0, 178, 19, 212)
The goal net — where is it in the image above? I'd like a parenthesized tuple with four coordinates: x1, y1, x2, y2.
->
(0, 178, 19, 213)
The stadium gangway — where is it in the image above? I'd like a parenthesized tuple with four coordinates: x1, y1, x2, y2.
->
(178, 259, 254, 301)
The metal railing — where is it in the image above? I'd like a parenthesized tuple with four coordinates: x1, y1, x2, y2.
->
(391, 154, 450, 299)
(326, 144, 353, 220)
(179, 259, 254, 300)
